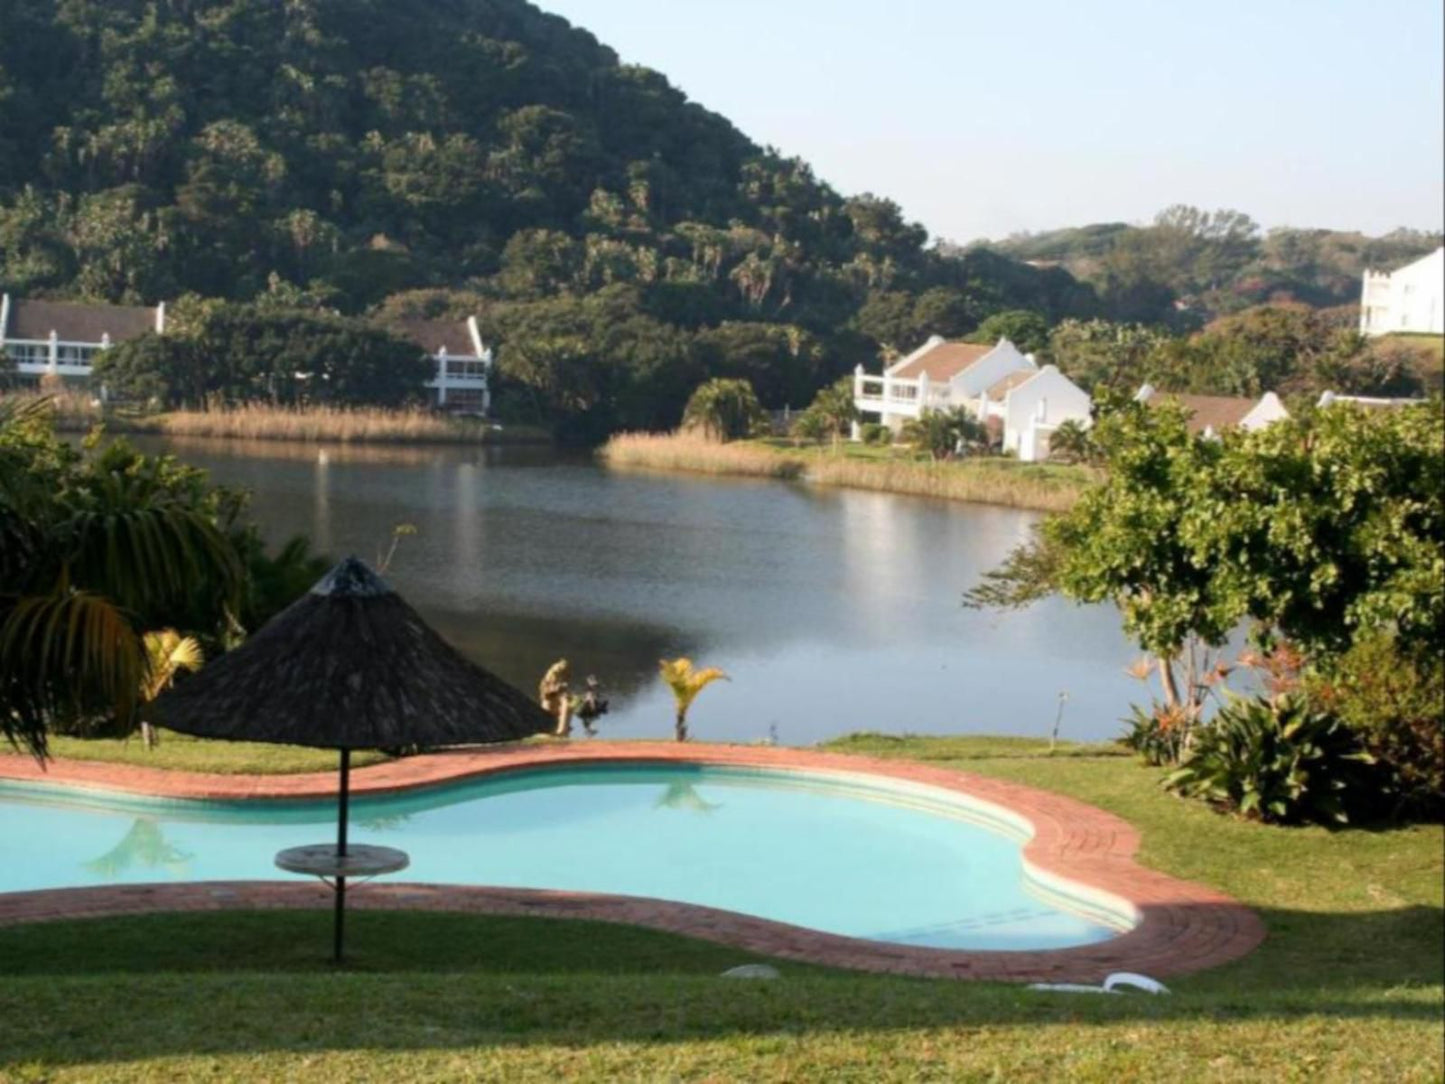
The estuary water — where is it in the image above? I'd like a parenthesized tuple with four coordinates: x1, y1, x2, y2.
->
(137, 437, 1142, 746)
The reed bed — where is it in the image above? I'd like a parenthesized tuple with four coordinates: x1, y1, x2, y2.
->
(601, 431, 1089, 511)
(151, 404, 493, 444)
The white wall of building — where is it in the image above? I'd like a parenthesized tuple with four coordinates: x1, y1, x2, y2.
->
(1238, 391, 1289, 430)
(1360, 247, 1444, 336)
(949, 339, 1036, 398)
(1001, 365, 1092, 461)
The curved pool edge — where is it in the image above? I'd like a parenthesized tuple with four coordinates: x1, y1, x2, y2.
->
(0, 741, 1266, 982)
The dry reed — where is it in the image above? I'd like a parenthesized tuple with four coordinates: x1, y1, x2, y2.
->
(601, 431, 1087, 511)
(151, 404, 492, 444)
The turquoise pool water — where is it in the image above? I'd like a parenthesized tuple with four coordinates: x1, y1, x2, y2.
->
(0, 764, 1132, 950)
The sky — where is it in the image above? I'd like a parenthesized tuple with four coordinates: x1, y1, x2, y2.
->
(536, 0, 1444, 244)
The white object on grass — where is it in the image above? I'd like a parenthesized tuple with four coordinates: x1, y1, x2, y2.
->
(1028, 971, 1169, 995)
(721, 964, 780, 979)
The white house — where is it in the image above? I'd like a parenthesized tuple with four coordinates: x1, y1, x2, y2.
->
(979, 364, 1094, 461)
(1360, 247, 1444, 336)
(0, 294, 164, 383)
(384, 315, 492, 414)
(851, 335, 1092, 461)
(2, 292, 491, 411)
(1135, 385, 1290, 437)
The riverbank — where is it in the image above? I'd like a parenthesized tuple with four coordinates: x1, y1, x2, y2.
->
(600, 431, 1091, 511)
(4, 392, 552, 445)
(0, 733, 1438, 1081)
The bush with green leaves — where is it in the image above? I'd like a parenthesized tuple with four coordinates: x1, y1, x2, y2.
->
(1119, 703, 1189, 766)
(1309, 634, 1444, 820)
(680, 378, 765, 442)
(860, 422, 891, 445)
(1164, 695, 1378, 825)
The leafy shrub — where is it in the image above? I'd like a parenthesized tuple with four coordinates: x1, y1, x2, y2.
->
(860, 422, 891, 445)
(1119, 703, 1189, 766)
(1309, 634, 1444, 820)
(681, 378, 765, 442)
(1164, 695, 1377, 825)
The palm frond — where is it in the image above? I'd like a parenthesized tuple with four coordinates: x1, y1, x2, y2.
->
(0, 590, 145, 756)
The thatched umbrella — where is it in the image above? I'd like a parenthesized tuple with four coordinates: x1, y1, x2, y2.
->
(153, 556, 551, 961)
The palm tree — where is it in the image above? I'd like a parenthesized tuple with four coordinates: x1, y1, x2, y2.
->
(139, 629, 204, 749)
(681, 379, 766, 442)
(658, 657, 728, 742)
(901, 407, 987, 461)
(1048, 419, 1094, 464)
(0, 398, 241, 757)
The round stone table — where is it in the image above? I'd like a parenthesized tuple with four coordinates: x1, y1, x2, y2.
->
(275, 843, 410, 884)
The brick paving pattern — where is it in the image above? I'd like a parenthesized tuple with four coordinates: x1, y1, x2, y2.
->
(0, 742, 1265, 981)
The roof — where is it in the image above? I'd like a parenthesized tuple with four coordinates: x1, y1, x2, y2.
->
(4, 299, 157, 343)
(985, 370, 1037, 401)
(890, 341, 995, 381)
(386, 318, 476, 357)
(153, 556, 552, 750)
(1141, 390, 1258, 434)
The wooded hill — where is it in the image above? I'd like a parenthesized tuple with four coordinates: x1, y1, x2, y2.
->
(1, 1, 1438, 436)
(962, 210, 1442, 322)
(0, 0, 1096, 436)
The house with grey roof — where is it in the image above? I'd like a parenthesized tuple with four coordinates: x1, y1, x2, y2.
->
(0, 294, 165, 383)
(1, 293, 491, 412)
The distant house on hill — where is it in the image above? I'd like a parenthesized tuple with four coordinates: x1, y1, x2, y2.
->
(0, 293, 165, 384)
(1359, 247, 1444, 336)
(1134, 385, 1289, 437)
(1, 292, 491, 412)
(382, 315, 492, 414)
(852, 334, 1092, 460)
(1316, 390, 1425, 411)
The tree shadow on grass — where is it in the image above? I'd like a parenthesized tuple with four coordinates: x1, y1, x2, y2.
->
(0, 905, 1439, 1064)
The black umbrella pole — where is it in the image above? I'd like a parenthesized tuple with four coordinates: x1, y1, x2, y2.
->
(334, 748, 350, 964)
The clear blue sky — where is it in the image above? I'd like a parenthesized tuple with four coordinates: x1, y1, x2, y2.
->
(537, 0, 1444, 243)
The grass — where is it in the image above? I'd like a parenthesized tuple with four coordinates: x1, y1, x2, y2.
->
(2, 730, 389, 774)
(0, 391, 550, 445)
(0, 734, 1439, 1082)
(601, 431, 1091, 511)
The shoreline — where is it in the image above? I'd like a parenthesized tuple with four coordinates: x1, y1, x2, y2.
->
(600, 432, 1089, 512)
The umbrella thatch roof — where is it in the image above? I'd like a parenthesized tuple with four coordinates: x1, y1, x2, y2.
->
(153, 557, 552, 749)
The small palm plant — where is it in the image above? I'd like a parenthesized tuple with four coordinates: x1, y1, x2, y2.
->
(139, 629, 204, 749)
(658, 657, 728, 742)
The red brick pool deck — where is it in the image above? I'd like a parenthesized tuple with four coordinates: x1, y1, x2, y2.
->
(0, 741, 1265, 982)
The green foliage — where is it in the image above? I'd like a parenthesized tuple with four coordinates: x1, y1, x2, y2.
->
(859, 421, 891, 445)
(1311, 634, 1445, 819)
(900, 407, 987, 461)
(968, 399, 1444, 787)
(1119, 703, 1190, 767)
(0, 400, 319, 754)
(1046, 418, 1092, 464)
(0, 0, 1107, 437)
(1164, 696, 1377, 825)
(971, 309, 1050, 354)
(985, 206, 1442, 323)
(681, 378, 765, 442)
(94, 305, 431, 409)
(796, 377, 858, 444)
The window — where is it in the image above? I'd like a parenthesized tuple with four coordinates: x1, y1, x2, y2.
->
(6, 343, 49, 367)
(445, 359, 488, 379)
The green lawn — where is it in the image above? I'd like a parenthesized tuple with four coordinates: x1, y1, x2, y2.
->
(0, 734, 1440, 1082)
(6, 731, 391, 774)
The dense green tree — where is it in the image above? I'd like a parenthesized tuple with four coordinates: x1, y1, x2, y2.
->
(94, 305, 431, 408)
(680, 378, 765, 442)
(0, 400, 242, 756)
(970, 309, 1050, 354)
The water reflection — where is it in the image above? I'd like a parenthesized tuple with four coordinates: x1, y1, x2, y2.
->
(84, 818, 192, 879)
(653, 781, 722, 815)
(130, 437, 1143, 744)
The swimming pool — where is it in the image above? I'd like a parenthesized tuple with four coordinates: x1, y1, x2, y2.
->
(0, 763, 1135, 951)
